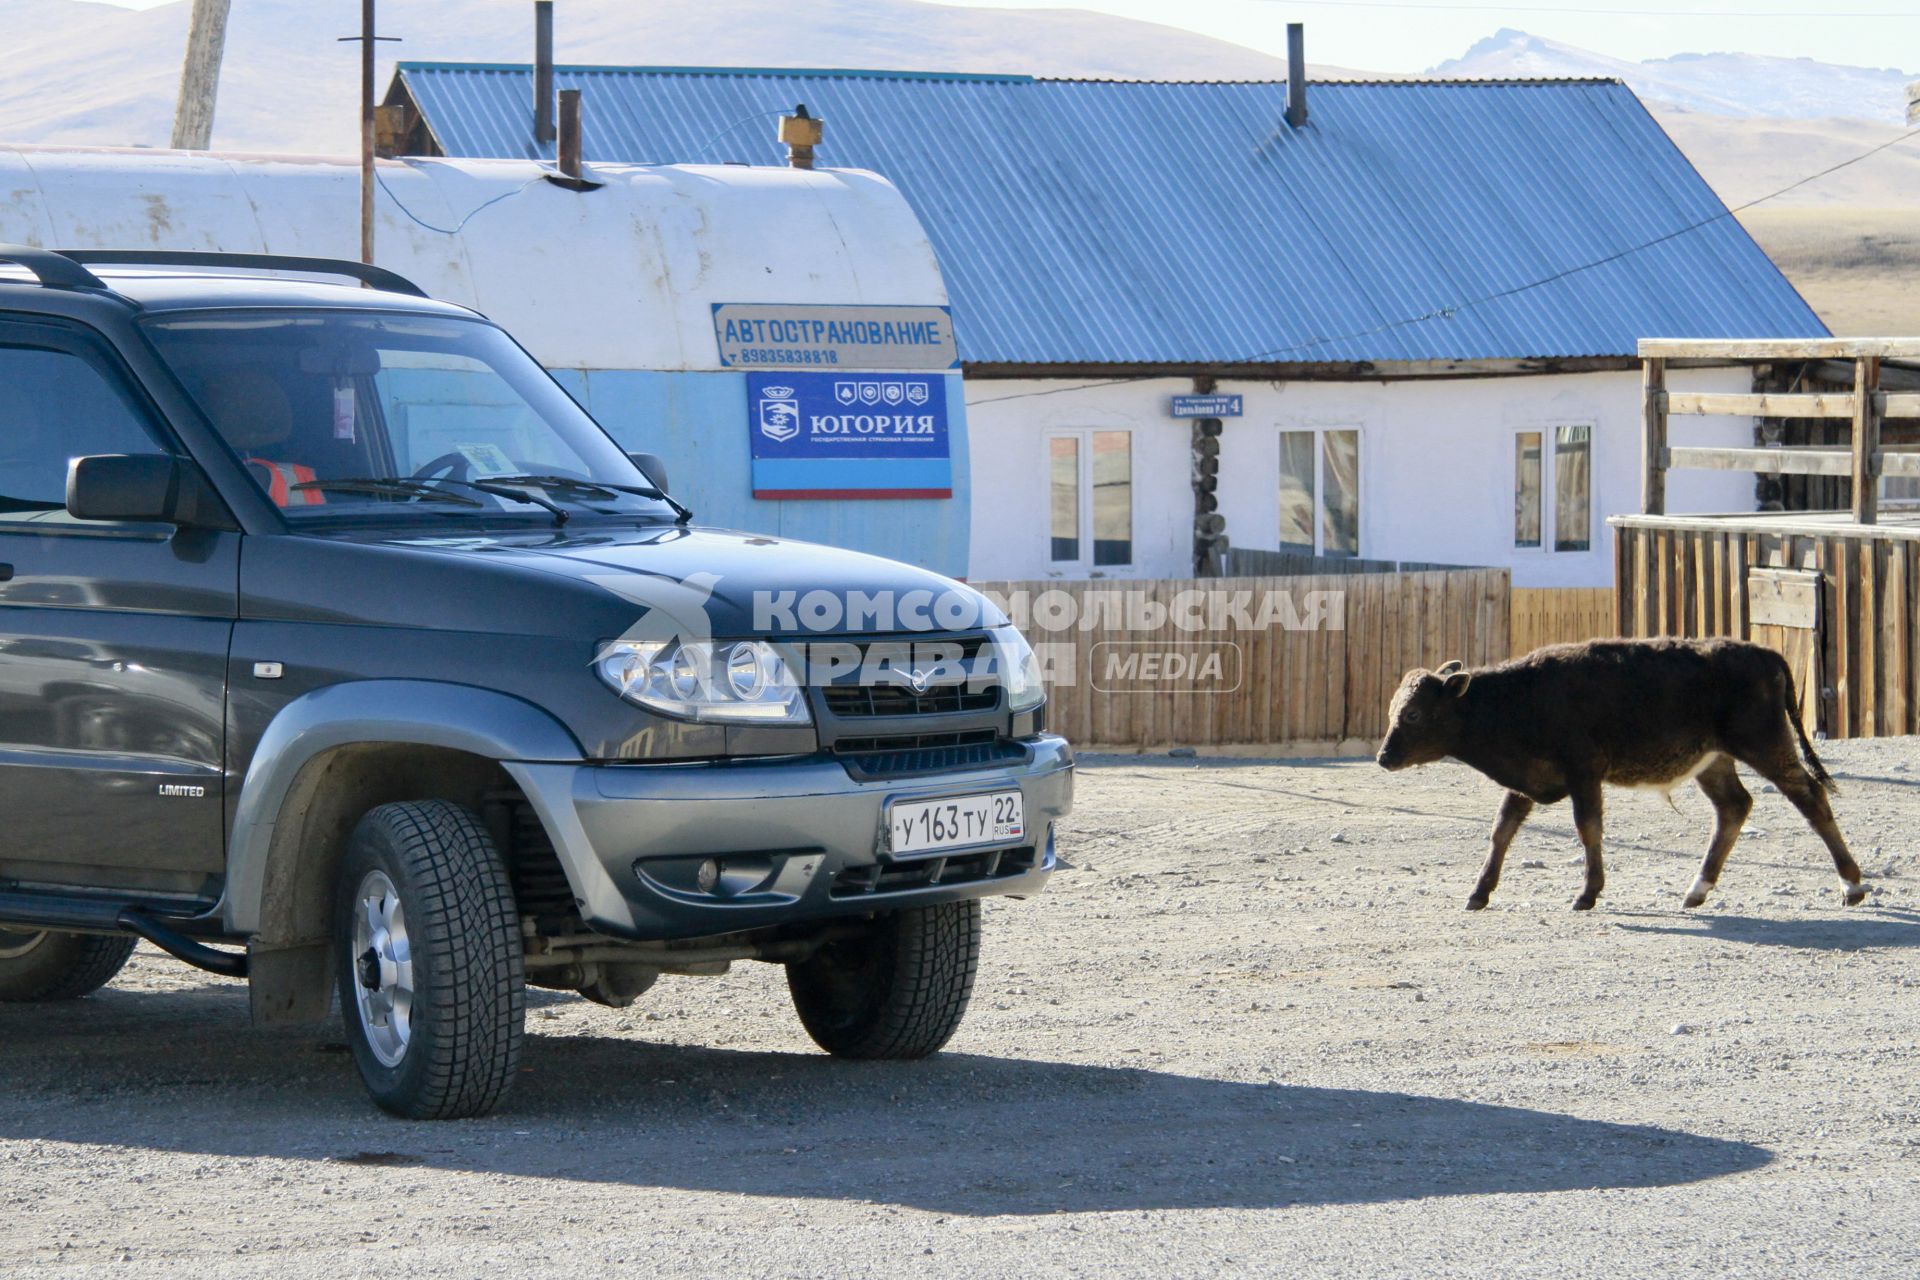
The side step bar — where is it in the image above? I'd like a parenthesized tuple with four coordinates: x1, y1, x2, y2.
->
(0, 891, 248, 979)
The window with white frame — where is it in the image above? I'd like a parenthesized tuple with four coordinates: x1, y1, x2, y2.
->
(1047, 429, 1132, 569)
(1279, 427, 1360, 558)
(1514, 424, 1592, 553)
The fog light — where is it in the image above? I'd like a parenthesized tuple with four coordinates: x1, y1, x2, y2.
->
(696, 858, 721, 894)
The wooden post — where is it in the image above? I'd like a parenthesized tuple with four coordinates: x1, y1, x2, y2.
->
(170, 0, 232, 150)
(1642, 357, 1667, 515)
(360, 0, 376, 265)
(1851, 355, 1882, 525)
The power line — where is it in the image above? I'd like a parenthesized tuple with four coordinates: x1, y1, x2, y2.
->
(965, 124, 1920, 409)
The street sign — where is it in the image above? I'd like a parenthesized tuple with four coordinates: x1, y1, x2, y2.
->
(1171, 394, 1242, 418)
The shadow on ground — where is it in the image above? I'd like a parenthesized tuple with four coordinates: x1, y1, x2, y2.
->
(1615, 907, 1920, 952)
(0, 985, 1769, 1215)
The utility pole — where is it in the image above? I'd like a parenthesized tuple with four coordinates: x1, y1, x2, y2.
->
(338, 2, 398, 265)
(170, 0, 232, 150)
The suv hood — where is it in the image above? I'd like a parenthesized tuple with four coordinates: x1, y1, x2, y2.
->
(363, 524, 1006, 638)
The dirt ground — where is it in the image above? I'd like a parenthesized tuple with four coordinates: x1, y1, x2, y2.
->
(3, 741, 1918, 1278)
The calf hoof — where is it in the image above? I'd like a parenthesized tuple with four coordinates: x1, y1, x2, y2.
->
(1682, 879, 1712, 910)
(1571, 894, 1598, 912)
(1843, 881, 1869, 907)
(1465, 895, 1489, 912)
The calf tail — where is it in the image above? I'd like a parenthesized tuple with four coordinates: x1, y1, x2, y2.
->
(1777, 652, 1836, 795)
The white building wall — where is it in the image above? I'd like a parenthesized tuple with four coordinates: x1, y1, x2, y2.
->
(966, 367, 1756, 587)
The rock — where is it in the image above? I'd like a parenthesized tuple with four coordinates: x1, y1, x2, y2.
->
(1169, 746, 1198, 758)
(1671, 1023, 1695, 1036)
(1521, 859, 1547, 870)
(1329, 832, 1347, 844)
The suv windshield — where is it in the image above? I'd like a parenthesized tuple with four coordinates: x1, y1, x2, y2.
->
(140, 310, 677, 524)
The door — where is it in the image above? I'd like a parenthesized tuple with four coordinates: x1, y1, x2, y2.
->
(0, 319, 238, 895)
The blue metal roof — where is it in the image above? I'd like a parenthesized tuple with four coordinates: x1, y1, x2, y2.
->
(395, 64, 1828, 365)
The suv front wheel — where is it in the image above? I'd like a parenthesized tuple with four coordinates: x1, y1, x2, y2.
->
(787, 900, 981, 1059)
(334, 801, 525, 1119)
(0, 929, 137, 1002)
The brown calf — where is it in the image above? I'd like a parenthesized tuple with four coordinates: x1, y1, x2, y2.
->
(1375, 637, 1866, 911)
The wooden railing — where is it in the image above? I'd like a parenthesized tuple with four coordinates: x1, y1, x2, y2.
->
(1640, 337, 1920, 524)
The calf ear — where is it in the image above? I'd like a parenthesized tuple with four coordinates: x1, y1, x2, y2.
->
(1436, 660, 1464, 676)
(1443, 669, 1472, 697)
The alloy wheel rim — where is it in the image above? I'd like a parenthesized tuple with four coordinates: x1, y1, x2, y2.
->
(350, 870, 414, 1068)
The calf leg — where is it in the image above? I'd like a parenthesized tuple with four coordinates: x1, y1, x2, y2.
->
(1467, 791, 1534, 910)
(1569, 778, 1605, 911)
(1738, 736, 1866, 906)
(1684, 755, 1750, 909)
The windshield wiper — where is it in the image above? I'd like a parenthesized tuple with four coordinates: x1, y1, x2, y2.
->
(427, 477, 573, 526)
(488, 473, 695, 525)
(290, 478, 484, 507)
(292, 475, 571, 524)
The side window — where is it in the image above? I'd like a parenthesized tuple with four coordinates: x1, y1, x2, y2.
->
(1512, 424, 1592, 553)
(0, 342, 166, 525)
(1278, 426, 1361, 559)
(1045, 429, 1133, 571)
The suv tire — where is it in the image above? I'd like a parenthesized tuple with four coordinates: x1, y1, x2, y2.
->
(787, 900, 980, 1059)
(0, 929, 137, 1002)
(335, 801, 525, 1119)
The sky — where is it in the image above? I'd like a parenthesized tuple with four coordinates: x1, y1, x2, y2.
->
(91, 0, 1920, 75)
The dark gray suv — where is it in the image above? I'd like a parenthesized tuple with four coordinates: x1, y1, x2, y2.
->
(0, 246, 1072, 1118)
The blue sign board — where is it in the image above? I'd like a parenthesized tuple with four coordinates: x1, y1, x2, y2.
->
(746, 372, 952, 499)
(1170, 394, 1243, 419)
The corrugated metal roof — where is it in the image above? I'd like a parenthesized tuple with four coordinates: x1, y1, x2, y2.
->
(395, 63, 1828, 365)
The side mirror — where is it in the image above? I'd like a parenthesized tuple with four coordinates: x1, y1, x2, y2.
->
(66, 454, 231, 528)
(629, 452, 669, 494)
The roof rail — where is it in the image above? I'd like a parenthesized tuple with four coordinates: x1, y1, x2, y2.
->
(56, 250, 429, 299)
(0, 244, 108, 291)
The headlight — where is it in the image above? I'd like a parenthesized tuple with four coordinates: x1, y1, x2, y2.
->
(991, 625, 1046, 713)
(596, 639, 810, 724)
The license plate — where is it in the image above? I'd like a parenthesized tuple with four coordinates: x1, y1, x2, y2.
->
(886, 791, 1024, 858)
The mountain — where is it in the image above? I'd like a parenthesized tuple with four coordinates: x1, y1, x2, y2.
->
(1430, 28, 1915, 125)
(1, 0, 1363, 155)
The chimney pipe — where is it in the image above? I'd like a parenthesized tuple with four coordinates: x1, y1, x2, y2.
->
(533, 0, 554, 146)
(778, 103, 823, 170)
(557, 88, 583, 179)
(1285, 23, 1308, 129)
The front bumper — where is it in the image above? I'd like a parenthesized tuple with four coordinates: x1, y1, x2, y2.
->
(505, 734, 1073, 941)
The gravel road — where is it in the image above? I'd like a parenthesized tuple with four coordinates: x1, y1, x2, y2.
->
(4, 741, 1918, 1278)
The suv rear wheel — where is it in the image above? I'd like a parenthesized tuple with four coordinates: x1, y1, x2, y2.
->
(787, 900, 981, 1059)
(0, 928, 137, 1002)
(334, 801, 525, 1119)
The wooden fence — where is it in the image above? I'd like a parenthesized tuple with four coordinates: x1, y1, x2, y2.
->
(1617, 335, 1920, 740)
(973, 571, 1510, 751)
(1613, 515, 1920, 739)
(1224, 548, 1474, 576)
(1511, 587, 1615, 654)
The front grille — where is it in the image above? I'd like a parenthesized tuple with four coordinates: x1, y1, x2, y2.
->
(830, 843, 1040, 898)
(822, 683, 999, 717)
(834, 730, 1028, 780)
(815, 634, 1000, 719)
